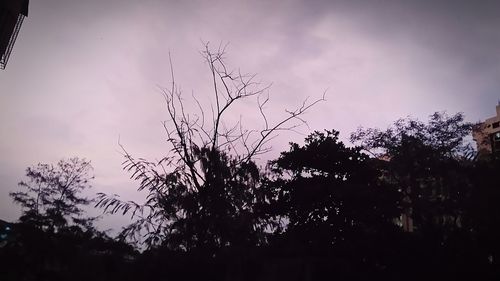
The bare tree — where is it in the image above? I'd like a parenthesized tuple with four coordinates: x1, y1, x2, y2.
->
(96, 43, 325, 250)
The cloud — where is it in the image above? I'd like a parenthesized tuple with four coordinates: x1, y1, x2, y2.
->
(1, 0, 499, 231)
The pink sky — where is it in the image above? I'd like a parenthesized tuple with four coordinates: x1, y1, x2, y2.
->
(1, 0, 499, 232)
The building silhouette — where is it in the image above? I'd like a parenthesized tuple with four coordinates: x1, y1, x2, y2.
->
(0, 0, 29, 69)
(473, 102, 500, 156)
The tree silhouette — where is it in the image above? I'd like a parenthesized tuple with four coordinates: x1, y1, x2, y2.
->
(350, 112, 473, 232)
(345, 112, 500, 280)
(96, 44, 325, 251)
(3, 158, 138, 281)
(350, 112, 474, 159)
(10, 157, 95, 232)
(265, 130, 401, 248)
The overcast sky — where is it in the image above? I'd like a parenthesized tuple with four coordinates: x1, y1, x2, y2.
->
(1, 0, 499, 232)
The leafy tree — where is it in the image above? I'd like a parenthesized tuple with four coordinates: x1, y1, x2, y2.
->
(350, 112, 474, 235)
(5, 158, 140, 281)
(265, 130, 401, 248)
(350, 111, 474, 159)
(96, 44, 325, 251)
(346, 112, 500, 279)
(10, 157, 95, 232)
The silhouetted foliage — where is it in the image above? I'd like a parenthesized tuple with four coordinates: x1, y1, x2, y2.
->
(3, 157, 137, 281)
(10, 157, 96, 232)
(96, 44, 325, 251)
(0, 220, 137, 281)
(347, 112, 500, 280)
(267, 130, 401, 246)
(351, 112, 474, 159)
(3, 111, 500, 280)
(350, 112, 474, 234)
(256, 130, 403, 278)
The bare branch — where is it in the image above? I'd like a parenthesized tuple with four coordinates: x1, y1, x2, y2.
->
(99, 44, 326, 248)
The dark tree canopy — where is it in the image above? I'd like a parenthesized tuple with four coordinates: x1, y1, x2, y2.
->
(102, 147, 266, 251)
(266, 130, 401, 247)
(350, 112, 474, 160)
(4, 112, 500, 280)
(4, 158, 139, 281)
(10, 157, 95, 232)
(350, 112, 474, 235)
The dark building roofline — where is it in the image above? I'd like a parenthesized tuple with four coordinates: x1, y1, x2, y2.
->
(0, 0, 28, 69)
(0, 0, 29, 17)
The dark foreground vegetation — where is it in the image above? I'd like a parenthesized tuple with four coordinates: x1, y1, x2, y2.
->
(2, 114, 499, 281)
(1, 47, 499, 280)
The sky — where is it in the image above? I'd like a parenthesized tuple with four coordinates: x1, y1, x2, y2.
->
(1, 0, 499, 233)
